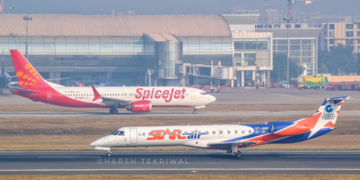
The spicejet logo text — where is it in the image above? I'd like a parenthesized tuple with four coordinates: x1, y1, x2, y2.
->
(135, 88, 186, 102)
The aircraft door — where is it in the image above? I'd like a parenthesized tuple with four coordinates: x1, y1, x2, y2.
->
(130, 128, 138, 144)
(190, 91, 195, 100)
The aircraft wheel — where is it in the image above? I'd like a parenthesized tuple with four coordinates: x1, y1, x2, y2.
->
(236, 151, 242, 158)
(109, 108, 114, 114)
(107, 152, 112, 157)
(114, 109, 119, 114)
(193, 109, 197, 114)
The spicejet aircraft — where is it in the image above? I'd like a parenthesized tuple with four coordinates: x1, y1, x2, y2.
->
(9, 50, 216, 114)
(91, 96, 350, 157)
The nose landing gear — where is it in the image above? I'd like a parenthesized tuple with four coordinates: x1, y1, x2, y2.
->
(192, 105, 205, 114)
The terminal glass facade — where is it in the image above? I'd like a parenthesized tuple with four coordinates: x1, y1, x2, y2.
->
(273, 38, 316, 75)
(233, 39, 271, 67)
(0, 36, 147, 56)
(179, 36, 233, 66)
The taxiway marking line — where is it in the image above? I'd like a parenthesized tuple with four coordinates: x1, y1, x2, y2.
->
(1, 168, 360, 172)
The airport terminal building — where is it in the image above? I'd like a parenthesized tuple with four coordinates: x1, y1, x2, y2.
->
(0, 14, 320, 87)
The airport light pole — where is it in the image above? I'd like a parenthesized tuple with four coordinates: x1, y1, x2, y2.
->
(23, 16, 32, 60)
(287, 24, 289, 89)
(283, 18, 290, 89)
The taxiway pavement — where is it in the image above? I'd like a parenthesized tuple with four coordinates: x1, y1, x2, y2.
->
(1, 110, 359, 118)
(0, 150, 360, 175)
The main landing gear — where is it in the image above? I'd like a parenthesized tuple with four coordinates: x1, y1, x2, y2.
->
(109, 108, 119, 114)
(193, 109, 197, 114)
(232, 151, 242, 158)
(230, 144, 242, 158)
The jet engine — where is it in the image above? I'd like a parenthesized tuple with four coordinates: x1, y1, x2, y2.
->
(268, 122, 310, 136)
(126, 100, 152, 112)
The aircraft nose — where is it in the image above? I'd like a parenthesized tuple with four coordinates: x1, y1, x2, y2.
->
(90, 140, 98, 147)
(90, 138, 104, 147)
(209, 95, 216, 103)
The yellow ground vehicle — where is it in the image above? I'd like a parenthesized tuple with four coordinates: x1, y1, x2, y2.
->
(298, 77, 326, 90)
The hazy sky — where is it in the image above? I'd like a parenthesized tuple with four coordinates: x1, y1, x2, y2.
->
(2, 0, 360, 16)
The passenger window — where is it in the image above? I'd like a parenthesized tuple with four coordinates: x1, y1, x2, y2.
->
(205, 131, 209, 134)
(170, 132, 173, 135)
(248, 130, 252, 134)
(235, 130, 238, 134)
(242, 130, 245, 134)
(219, 131, 223, 134)
(227, 130, 231, 134)
(142, 133, 145, 136)
(212, 131, 216, 135)
(148, 132, 151, 136)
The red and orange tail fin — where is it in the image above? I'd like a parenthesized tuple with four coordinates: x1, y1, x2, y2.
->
(10, 50, 48, 90)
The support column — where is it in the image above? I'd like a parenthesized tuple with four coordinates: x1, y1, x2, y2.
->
(241, 71, 244, 88)
(252, 70, 256, 81)
(262, 71, 266, 87)
(237, 71, 240, 87)
(267, 70, 271, 88)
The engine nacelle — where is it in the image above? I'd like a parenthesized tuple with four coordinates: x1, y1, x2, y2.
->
(127, 100, 152, 112)
(268, 122, 310, 136)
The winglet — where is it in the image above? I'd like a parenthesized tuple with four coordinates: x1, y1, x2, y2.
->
(91, 85, 101, 101)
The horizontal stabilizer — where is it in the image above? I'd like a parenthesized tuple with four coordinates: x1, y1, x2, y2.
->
(9, 87, 36, 94)
(326, 96, 350, 101)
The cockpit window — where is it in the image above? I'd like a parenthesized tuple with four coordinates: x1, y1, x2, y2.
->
(118, 131, 125, 136)
(200, 92, 207, 95)
(111, 130, 119, 135)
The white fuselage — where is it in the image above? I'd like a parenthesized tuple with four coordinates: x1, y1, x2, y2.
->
(90, 125, 256, 149)
(37, 86, 216, 108)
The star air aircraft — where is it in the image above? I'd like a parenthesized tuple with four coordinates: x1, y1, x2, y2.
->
(91, 96, 350, 157)
(9, 50, 216, 114)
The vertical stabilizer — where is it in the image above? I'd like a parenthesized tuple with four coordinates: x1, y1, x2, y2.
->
(306, 96, 350, 138)
(9, 50, 49, 90)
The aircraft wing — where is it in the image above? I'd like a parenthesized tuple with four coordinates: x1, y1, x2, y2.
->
(91, 85, 131, 106)
(207, 141, 259, 148)
(101, 96, 131, 105)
